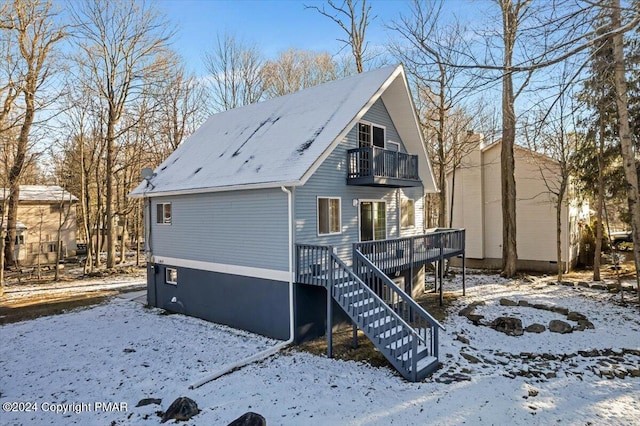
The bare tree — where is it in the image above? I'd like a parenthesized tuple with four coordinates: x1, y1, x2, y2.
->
(1, 0, 65, 269)
(69, 0, 173, 269)
(203, 32, 264, 112)
(390, 0, 478, 228)
(306, 0, 373, 73)
(611, 0, 640, 295)
(147, 51, 207, 161)
(261, 48, 341, 98)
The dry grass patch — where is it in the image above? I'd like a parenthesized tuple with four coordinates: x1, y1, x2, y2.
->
(293, 290, 459, 369)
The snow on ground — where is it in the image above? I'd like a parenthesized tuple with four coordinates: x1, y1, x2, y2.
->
(1, 273, 639, 425)
(1, 273, 146, 306)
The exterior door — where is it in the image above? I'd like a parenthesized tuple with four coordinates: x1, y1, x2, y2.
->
(360, 201, 386, 241)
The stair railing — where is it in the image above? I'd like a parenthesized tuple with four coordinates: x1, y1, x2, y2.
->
(353, 249, 445, 359)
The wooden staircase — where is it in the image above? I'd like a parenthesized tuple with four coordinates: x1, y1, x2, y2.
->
(296, 244, 444, 381)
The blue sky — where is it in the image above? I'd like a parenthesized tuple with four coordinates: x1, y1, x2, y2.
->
(154, 0, 477, 76)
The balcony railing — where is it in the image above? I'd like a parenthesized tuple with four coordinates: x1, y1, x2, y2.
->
(347, 147, 420, 187)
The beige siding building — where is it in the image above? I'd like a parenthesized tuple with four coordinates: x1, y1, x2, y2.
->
(2, 185, 78, 266)
(446, 134, 588, 272)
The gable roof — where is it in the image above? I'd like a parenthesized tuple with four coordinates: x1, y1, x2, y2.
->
(130, 64, 437, 198)
(0, 185, 78, 202)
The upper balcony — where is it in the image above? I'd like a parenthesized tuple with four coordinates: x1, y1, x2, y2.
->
(347, 147, 421, 188)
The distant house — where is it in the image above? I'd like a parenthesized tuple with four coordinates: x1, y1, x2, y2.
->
(130, 64, 466, 381)
(446, 133, 588, 273)
(1, 185, 78, 266)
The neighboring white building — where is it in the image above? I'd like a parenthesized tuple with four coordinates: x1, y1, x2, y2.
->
(446, 133, 589, 273)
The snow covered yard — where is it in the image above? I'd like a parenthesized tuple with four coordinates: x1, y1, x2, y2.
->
(1, 273, 639, 425)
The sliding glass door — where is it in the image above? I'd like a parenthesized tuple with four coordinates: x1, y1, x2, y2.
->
(359, 201, 386, 241)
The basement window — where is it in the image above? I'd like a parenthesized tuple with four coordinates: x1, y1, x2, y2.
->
(165, 268, 178, 285)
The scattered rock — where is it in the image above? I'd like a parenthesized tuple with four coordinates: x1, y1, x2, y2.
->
(528, 389, 539, 397)
(123, 348, 136, 353)
(525, 323, 546, 333)
(491, 317, 524, 336)
(160, 397, 200, 423)
(499, 298, 518, 306)
(136, 398, 162, 407)
(578, 349, 601, 357)
(435, 372, 471, 384)
(518, 300, 530, 307)
(227, 412, 267, 426)
(628, 369, 640, 378)
(461, 352, 482, 364)
(578, 281, 591, 288)
(549, 320, 573, 334)
(456, 334, 470, 344)
(567, 312, 587, 321)
(466, 314, 485, 325)
(551, 306, 569, 315)
(591, 284, 607, 291)
(533, 303, 551, 311)
(575, 320, 595, 331)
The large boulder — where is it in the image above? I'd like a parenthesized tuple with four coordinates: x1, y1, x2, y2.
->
(549, 320, 573, 334)
(228, 412, 267, 426)
(161, 397, 200, 423)
(491, 317, 524, 336)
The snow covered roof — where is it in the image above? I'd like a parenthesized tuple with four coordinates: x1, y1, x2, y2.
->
(0, 185, 78, 202)
(1, 220, 26, 230)
(130, 64, 437, 197)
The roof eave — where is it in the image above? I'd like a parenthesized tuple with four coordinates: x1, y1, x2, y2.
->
(128, 180, 303, 199)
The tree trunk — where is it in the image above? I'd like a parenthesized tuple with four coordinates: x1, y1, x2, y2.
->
(593, 117, 606, 281)
(500, 2, 518, 278)
(106, 110, 117, 269)
(556, 181, 567, 282)
(611, 0, 640, 296)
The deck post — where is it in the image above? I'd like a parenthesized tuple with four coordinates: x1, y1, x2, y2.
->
(462, 251, 466, 296)
(409, 236, 414, 295)
(439, 236, 444, 306)
(327, 251, 333, 359)
(352, 323, 358, 348)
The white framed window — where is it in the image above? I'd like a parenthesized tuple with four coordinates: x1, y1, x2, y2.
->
(317, 197, 341, 235)
(156, 203, 172, 224)
(358, 121, 385, 148)
(401, 199, 415, 228)
(165, 268, 178, 285)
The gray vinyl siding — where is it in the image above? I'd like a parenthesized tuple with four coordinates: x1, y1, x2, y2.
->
(150, 188, 289, 271)
(295, 98, 425, 264)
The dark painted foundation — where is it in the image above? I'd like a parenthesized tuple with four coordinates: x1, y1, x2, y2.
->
(148, 263, 290, 340)
(146, 263, 418, 345)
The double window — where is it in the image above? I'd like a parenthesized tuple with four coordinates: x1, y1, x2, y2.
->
(401, 199, 415, 228)
(358, 122, 385, 148)
(156, 203, 172, 224)
(317, 197, 341, 235)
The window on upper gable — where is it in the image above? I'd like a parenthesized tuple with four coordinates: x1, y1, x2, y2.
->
(156, 203, 172, 225)
(358, 122, 385, 148)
